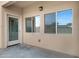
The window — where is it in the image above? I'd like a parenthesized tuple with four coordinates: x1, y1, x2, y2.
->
(45, 12, 56, 33)
(35, 16, 40, 32)
(26, 17, 32, 32)
(44, 9, 72, 34)
(57, 9, 72, 33)
(25, 16, 40, 32)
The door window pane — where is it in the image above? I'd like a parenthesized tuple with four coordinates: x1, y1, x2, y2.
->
(9, 17, 18, 41)
(57, 9, 72, 33)
(44, 12, 56, 33)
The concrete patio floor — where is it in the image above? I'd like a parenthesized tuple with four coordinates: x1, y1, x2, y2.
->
(0, 44, 76, 58)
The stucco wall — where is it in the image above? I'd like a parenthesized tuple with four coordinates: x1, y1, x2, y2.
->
(23, 1, 79, 57)
(0, 1, 9, 48)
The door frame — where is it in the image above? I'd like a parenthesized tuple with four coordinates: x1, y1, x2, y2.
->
(7, 14, 19, 46)
(4, 12, 22, 48)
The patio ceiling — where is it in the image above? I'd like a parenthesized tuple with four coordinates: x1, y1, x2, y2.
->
(3, 1, 77, 9)
(13, 1, 36, 8)
(3, 1, 36, 8)
(3, 1, 76, 8)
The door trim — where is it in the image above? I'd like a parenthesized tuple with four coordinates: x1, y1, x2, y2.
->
(4, 12, 22, 48)
(8, 14, 19, 46)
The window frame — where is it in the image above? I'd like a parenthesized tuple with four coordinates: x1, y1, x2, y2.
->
(56, 8, 73, 34)
(34, 16, 40, 32)
(25, 15, 40, 33)
(25, 17, 33, 32)
(44, 8, 73, 34)
(44, 12, 56, 34)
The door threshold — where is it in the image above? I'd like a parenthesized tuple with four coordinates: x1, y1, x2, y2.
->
(7, 43, 20, 47)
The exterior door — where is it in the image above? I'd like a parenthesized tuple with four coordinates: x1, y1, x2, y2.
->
(8, 15, 19, 46)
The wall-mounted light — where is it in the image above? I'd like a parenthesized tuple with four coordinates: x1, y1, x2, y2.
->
(39, 6, 43, 11)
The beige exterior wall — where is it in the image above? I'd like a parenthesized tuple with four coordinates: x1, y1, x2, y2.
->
(0, 1, 9, 48)
(23, 2, 79, 56)
(0, 4, 3, 48)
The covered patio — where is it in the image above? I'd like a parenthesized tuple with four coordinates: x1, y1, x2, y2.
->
(0, 1, 79, 58)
